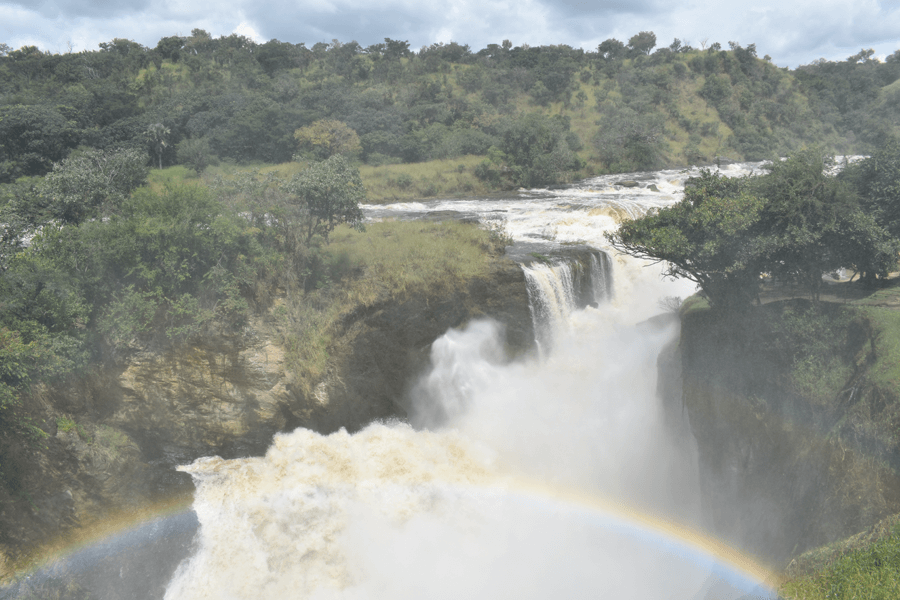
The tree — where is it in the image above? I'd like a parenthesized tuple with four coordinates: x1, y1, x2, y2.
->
(608, 171, 767, 308)
(608, 151, 900, 308)
(0, 105, 81, 182)
(841, 136, 900, 239)
(293, 119, 361, 159)
(146, 123, 170, 169)
(176, 137, 216, 174)
(749, 150, 892, 296)
(282, 154, 366, 243)
(39, 147, 149, 224)
(593, 105, 668, 171)
(598, 39, 626, 60)
(628, 32, 657, 56)
(475, 113, 583, 188)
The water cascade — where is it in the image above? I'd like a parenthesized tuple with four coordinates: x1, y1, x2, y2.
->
(163, 255, 775, 598)
(162, 164, 779, 600)
(164, 168, 781, 597)
(6, 163, 781, 599)
(522, 249, 613, 352)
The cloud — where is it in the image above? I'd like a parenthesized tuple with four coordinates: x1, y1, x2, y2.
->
(4, 0, 150, 19)
(0, 0, 899, 65)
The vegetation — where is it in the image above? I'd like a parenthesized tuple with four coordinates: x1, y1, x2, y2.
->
(1, 31, 899, 195)
(3, 29, 900, 574)
(781, 518, 900, 599)
(0, 148, 372, 445)
(609, 143, 900, 308)
(275, 219, 508, 390)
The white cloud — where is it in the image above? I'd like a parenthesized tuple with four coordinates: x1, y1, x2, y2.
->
(0, 0, 898, 65)
(233, 19, 264, 43)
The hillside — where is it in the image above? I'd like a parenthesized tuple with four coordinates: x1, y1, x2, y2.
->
(2, 33, 900, 194)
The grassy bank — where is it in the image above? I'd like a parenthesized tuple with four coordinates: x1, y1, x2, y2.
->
(271, 219, 507, 393)
(178, 156, 496, 203)
(781, 515, 900, 599)
(356, 155, 496, 202)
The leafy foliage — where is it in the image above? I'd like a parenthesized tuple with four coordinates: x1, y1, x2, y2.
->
(474, 113, 583, 188)
(0, 104, 80, 182)
(609, 146, 900, 308)
(293, 119, 362, 159)
(609, 170, 766, 308)
(841, 136, 900, 239)
(39, 147, 149, 224)
(752, 150, 898, 293)
(282, 154, 366, 242)
(3, 29, 896, 187)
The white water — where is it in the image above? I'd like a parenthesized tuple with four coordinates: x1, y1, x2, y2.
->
(165, 164, 777, 600)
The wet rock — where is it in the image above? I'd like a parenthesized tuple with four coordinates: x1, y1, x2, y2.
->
(615, 180, 640, 188)
(679, 306, 900, 565)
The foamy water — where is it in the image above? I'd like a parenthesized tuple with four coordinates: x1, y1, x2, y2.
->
(163, 164, 779, 599)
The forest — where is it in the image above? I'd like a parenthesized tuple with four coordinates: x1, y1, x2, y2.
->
(1, 29, 900, 447)
(2, 31, 900, 187)
(3, 34, 900, 595)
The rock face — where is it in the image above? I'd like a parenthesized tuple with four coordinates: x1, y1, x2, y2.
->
(677, 306, 900, 565)
(0, 259, 533, 564)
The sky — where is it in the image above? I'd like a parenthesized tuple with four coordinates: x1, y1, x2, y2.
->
(1, 0, 899, 68)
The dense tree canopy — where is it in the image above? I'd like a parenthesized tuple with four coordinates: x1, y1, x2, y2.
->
(609, 170, 767, 308)
(40, 147, 148, 224)
(609, 147, 900, 308)
(293, 119, 362, 159)
(2, 30, 898, 184)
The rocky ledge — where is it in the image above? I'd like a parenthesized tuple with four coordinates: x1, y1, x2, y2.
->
(0, 258, 533, 567)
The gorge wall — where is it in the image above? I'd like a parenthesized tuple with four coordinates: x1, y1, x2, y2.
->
(675, 300, 900, 566)
(0, 259, 533, 567)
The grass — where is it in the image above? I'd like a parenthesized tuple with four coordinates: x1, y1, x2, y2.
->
(357, 155, 494, 202)
(199, 156, 496, 202)
(276, 219, 506, 392)
(781, 518, 900, 599)
(859, 307, 900, 397)
(145, 165, 202, 191)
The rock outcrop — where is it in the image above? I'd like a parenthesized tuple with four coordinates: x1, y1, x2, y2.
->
(676, 303, 900, 565)
(0, 258, 533, 565)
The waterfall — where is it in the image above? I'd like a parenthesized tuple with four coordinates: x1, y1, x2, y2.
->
(522, 250, 613, 352)
(590, 251, 614, 303)
(161, 246, 776, 600)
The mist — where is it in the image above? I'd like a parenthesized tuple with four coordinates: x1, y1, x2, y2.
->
(162, 244, 773, 599)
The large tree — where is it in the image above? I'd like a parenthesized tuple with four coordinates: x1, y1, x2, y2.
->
(282, 154, 366, 243)
(0, 105, 81, 182)
(608, 151, 900, 308)
(841, 136, 900, 240)
(608, 170, 767, 308)
(752, 150, 897, 295)
(40, 147, 149, 224)
(293, 119, 361, 160)
(627, 31, 657, 56)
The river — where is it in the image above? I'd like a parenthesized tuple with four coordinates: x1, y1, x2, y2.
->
(162, 162, 778, 599)
(5, 162, 780, 599)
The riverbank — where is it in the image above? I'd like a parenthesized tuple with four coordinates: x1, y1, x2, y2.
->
(0, 219, 533, 582)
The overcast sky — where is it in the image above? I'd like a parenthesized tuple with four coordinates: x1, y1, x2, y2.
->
(1, 0, 899, 67)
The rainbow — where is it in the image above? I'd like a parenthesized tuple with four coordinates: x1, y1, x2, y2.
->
(3, 483, 779, 599)
(497, 478, 780, 594)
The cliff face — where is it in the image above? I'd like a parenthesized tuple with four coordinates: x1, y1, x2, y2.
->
(677, 303, 900, 565)
(0, 259, 533, 565)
